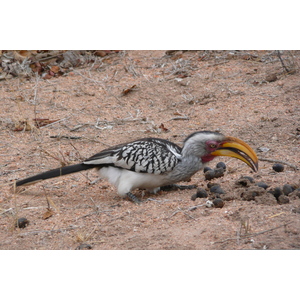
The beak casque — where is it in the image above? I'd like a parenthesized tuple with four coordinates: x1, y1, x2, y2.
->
(211, 136, 259, 172)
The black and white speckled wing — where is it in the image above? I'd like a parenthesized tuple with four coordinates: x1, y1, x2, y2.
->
(83, 138, 182, 174)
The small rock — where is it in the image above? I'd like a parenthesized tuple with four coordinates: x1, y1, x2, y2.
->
(207, 182, 219, 189)
(76, 244, 93, 250)
(265, 73, 278, 82)
(255, 182, 269, 190)
(210, 185, 225, 194)
(242, 176, 255, 183)
(15, 217, 29, 228)
(191, 194, 197, 201)
(268, 187, 283, 200)
(214, 168, 225, 178)
(272, 163, 284, 172)
(204, 168, 225, 180)
(204, 169, 216, 180)
(196, 188, 208, 198)
(282, 184, 295, 196)
(216, 162, 226, 170)
(203, 166, 212, 173)
(277, 195, 290, 205)
(213, 198, 225, 208)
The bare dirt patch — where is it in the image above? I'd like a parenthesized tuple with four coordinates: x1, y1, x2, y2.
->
(1, 50, 299, 250)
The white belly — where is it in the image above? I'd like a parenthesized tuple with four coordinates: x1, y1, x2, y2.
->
(98, 167, 167, 197)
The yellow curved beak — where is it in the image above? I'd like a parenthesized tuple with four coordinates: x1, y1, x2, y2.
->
(211, 136, 258, 172)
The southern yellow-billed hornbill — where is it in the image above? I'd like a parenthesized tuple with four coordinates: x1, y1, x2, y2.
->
(15, 131, 258, 203)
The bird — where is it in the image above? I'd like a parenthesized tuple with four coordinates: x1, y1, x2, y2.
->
(15, 131, 258, 203)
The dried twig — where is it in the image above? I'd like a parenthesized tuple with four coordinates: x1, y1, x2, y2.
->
(167, 116, 190, 122)
(276, 50, 289, 73)
(213, 221, 293, 245)
(168, 208, 196, 220)
(18, 225, 82, 236)
(50, 135, 82, 140)
(0, 208, 13, 216)
(40, 116, 72, 128)
(258, 157, 299, 170)
(33, 72, 40, 120)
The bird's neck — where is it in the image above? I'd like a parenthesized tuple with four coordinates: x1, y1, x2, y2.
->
(200, 154, 215, 163)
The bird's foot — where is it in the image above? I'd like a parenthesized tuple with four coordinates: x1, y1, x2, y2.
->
(126, 192, 142, 204)
(160, 184, 197, 191)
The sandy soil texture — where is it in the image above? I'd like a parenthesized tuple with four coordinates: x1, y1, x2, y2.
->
(0, 50, 299, 249)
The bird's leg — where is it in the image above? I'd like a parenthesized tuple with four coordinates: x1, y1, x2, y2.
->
(126, 192, 142, 204)
(160, 184, 197, 191)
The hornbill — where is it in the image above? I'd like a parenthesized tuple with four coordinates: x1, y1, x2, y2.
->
(15, 131, 258, 203)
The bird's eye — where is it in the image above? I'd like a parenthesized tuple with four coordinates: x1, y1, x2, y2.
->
(209, 143, 217, 149)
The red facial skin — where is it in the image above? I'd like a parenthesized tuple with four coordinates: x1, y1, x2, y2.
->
(201, 140, 222, 163)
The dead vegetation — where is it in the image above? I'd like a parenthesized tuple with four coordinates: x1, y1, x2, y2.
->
(0, 50, 300, 249)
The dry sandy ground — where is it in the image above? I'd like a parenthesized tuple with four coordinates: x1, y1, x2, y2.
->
(0, 50, 299, 250)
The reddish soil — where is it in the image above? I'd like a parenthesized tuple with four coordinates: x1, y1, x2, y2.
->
(1, 50, 299, 250)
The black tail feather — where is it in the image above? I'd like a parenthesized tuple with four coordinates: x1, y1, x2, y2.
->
(16, 164, 94, 186)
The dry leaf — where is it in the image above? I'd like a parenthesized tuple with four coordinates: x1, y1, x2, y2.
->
(158, 123, 169, 132)
(30, 62, 44, 74)
(33, 118, 59, 128)
(42, 208, 54, 220)
(50, 65, 60, 73)
(94, 51, 108, 57)
(121, 85, 137, 96)
(42, 73, 53, 80)
(13, 50, 31, 61)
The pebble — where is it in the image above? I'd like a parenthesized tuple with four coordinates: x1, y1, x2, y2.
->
(216, 162, 226, 170)
(191, 188, 208, 200)
(210, 185, 225, 194)
(196, 188, 208, 198)
(213, 198, 225, 208)
(282, 184, 294, 196)
(265, 73, 278, 82)
(207, 182, 219, 189)
(204, 168, 225, 180)
(203, 166, 212, 173)
(15, 217, 29, 228)
(272, 163, 284, 172)
(255, 182, 269, 190)
(268, 187, 283, 200)
(214, 168, 225, 178)
(204, 169, 216, 180)
(241, 176, 255, 183)
(76, 244, 93, 250)
(191, 194, 197, 201)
